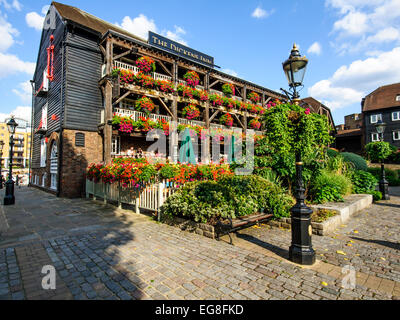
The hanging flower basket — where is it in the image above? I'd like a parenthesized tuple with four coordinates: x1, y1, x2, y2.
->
(248, 91, 260, 104)
(220, 113, 234, 127)
(135, 72, 155, 88)
(183, 71, 200, 87)
(136, 56, 156, 74)
(135, 96, 155, 115)
(249, 118, 261, 130)
(182, 104, 201, 120)
(222, 83, 235, 97)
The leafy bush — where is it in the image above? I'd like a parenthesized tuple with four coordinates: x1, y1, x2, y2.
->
(340, 152, 368, 171)
(310, 170, 353, 204)
(367, 167, 400, 186)
(350, 170, 377, 194)
(326, 155, 353, 176)
(365, 141, 393, 163)
(370, 190, 382, 202)
(327, 148, 339, 158)
(161, 175, 294, 223)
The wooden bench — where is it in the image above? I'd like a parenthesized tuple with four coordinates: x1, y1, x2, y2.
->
(215, 213, 274, 245)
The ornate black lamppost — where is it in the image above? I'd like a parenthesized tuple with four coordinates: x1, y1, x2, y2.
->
(4, 117, 18, 206)
(375, 120, 390, 200)
(0, 141, 4, 189)
(282, 44, 315, 265)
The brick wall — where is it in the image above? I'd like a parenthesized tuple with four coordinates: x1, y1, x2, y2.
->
(59, 129, 103, 198)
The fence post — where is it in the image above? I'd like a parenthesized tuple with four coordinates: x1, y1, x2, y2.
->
(135, 188, 140, 214)
(157, 182, 164, 222)
(103, 183, 107, 204)
(93, 182, 97, 201)
(118, 182, 122, 209)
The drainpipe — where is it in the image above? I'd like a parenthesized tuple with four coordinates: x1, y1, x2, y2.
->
(29, 80, 35, 186)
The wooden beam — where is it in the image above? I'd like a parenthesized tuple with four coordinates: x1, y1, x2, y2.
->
(113, 49, 133, 61)
(209, 110, 220, 122)
(209, 79, 219, 89)
(158, 97, 174, 118)
(113, 91, 131, 106)
(158, 60, 173, 77)
(233, 113, 245, 129)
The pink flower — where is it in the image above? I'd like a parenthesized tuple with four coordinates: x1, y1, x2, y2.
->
(305, 108, 311, 115)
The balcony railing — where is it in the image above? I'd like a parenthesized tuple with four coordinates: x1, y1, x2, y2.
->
(209, 89, 242, 102)
(114, 109, 233, 131)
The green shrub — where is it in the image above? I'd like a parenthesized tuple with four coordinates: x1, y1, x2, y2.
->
(161, 175, 294, 223)
(365, 141, 393, 163)
(327, 148, 339, 158)
(326, 155, 353, 176)
(340, 152, 368, 171)
(350, 170, 378, 194)
(367, 167, 400, 186)
(370, 190, 382, 202)
(310, 170, 353, 204)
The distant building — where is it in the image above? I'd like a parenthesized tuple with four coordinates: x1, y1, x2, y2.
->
(335, 113, 364, 154)
(0, 118, 32, 170)
(362, 83, 400, 147)
(302, 97, 336, 130)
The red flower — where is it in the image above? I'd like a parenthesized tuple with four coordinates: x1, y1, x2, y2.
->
(305, 108, 311, 115)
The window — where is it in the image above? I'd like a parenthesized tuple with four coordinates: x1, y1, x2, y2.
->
(396, 95, 400, 101)
(75, 133, 85, 147)
(40, 138, 47, 167)
(42, 173, 46, 187)
(41, 103, 48, 129)
(371, 133, 380, 142)
(34, 175, 39, 185)
(393, 131, 400, 141)
(370, 114, 382, 124)
(393, 111, 400, 121)
(50, 142, 58, 191)
(112, 136, 121, 155)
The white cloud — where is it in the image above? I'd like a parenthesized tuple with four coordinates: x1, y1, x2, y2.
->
(0, 0, 22, 11)
(116, 14, 188, 44)
(308, 47, 400, 110)
(307, 42, 322, 55)
(13, 81, 32, 103)
(252, 6, 274, 19)
(221, 69, 238, 77)
(25, 11, 44, 31)
(0, 53, 35, 78)
(117, 14, 157, 40)
(162, 26, 187, 45)
(327, 0, 400, 54)
(0, 13, 19, 52)
(0, 106, 31, 123)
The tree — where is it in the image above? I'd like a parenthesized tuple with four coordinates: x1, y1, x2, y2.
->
(365, 141, 392, 163)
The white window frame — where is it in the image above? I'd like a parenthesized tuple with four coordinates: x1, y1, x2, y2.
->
(371, 133, 380, 142)
(41, 103, 48, 130)
(40, 138, 47, 168)
(393, 131, 400, 141)
(50, 142, 58, 191)
(112, 136, 121, 155)
(392, 111, 400, 121)
(42, 173, 47, 187)
(370, 114, 382, 124)
(396, 95, 400, 102)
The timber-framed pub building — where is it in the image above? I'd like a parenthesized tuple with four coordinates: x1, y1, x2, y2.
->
(30, 2, 333, 198)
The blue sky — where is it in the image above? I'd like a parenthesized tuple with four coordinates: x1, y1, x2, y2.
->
(1, 0, 400, 126)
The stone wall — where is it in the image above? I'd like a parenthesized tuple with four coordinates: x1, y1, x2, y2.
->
(59, 129, 103, 198)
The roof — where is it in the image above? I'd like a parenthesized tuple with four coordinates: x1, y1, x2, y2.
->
(336, 128, 362, 138)
(362, 82, 400, 112)
(52, 2, 146, 42)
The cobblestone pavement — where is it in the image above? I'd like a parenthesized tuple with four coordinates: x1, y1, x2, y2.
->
(0, 187, 399, 300)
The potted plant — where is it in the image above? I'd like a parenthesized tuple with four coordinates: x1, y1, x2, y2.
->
(183, 71, 200, 87)
(135, 96, 155, 115)
(220, 113, 234, 127)
(136, 56, 156, 74)
(222, 83, 235, 97)
(248, 91, 260, 104)
(182, 104, 201, 120)
(249, 118, 261, 130)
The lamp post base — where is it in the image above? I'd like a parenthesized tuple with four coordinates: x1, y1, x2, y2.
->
(4, 180, 15, 206)
(289, 245, 316, 265)
(379, 181, 390, 200)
